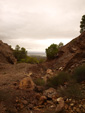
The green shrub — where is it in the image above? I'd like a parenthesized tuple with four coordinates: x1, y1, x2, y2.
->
(46, 42, 63, 60)
(27, 56, 39, 64)
(73, 64, 85, 82)
(56, 71, 70, 85)
(47, 75, 58, 88)
(58, 83, 83, 99)
(34, 78, 45, 86)
(38, 58, 46, 64)
(47, 72, 70, 88)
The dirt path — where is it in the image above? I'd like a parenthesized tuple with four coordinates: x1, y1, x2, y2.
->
(0, 63, 37, 89)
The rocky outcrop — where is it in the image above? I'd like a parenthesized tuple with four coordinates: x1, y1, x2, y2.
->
(0, 40, 16, 64)
(19, 77, 35, 90)
(49, 32, 85, 72)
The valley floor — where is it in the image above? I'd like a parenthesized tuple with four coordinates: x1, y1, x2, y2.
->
(0, 63, 85, 113)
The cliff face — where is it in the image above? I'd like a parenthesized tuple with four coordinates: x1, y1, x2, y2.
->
(48, 32, 85, 72)
(0, 40, 16, 64)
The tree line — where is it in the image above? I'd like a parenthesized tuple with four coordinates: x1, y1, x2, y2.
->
(13, 42, 63, 63)
(13, 45, 45, 64)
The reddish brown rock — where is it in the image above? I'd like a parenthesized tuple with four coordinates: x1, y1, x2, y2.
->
(46, 69, 53, 75)
(39, 96, 47, 104)
(43, 88, 57, 98)
(0, 40, 16, 64)
(19, 77, 35, 90)
(55, 97, 64, 112)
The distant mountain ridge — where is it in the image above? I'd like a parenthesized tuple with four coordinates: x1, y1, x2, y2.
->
(28, 51, 46, 57)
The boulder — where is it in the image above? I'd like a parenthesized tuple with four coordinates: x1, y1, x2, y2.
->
(55, 97, 64, 112)
(46, 69, 53, 75)
(43, 69, 54, 83)
(19, 77, 35, 90)
(43, 88, 57, 98)
(39, 96, 47, 104)
(43, 75, 49, 83)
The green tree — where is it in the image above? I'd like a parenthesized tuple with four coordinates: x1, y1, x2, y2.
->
(13, 45, 21, 61)
(80, 15, 85, 33)
(46, 43, 58, 60)
(46, 42, 63, 60)
(13, 45, 27, 62)
(20, 47, 27, 59)
(15, 45, 20, 51)
(58, 42, 64, 48)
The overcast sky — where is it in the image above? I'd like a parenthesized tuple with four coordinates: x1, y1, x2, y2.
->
(0, 0, 85, 52)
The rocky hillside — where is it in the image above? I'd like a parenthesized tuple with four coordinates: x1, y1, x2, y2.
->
(46, 32, 85, 72)
(0, 40, 16, 64)
(0, 33, 85, 113)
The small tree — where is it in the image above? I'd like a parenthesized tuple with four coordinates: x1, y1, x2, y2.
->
(13, 45, 21, 61)
(58, 42, 64, 48)
(15, 45, 20, 51)
(80, 15, 85, 33)
(20, 47, 27, 59)
(13, 45, 27, 62)
(46, 44, 58, 60)
(46, 42, 63, 60)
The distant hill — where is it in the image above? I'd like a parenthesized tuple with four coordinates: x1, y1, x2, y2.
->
(28, 51, 46, 57)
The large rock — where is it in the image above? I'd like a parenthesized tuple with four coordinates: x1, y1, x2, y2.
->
(19, 77, 35, 90)
(46, 69, 53, 75)
(43, 88, 57, 98)
(39, 96, 47, 105)
(55, 97, 64, 112)
(0, 40, 16, 64)
(43, 69, 53, 83)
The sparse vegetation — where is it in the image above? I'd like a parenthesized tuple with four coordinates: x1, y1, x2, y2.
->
(46, 64, 85, 89)
(58, 83, 83, 99)
(47, 72, 70, 88)
(45, 65, 85, 100)
(72, 64, 85, 82)
(34, 78, 45, 86)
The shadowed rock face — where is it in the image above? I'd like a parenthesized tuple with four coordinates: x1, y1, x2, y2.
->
(0, 40, 16, 64)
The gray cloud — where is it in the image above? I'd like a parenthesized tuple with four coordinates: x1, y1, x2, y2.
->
(0, 0, 85, 52)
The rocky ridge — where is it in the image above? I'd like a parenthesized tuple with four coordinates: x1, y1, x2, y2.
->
(45, 32, 85, 72)
(0, 40, 16, 64)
